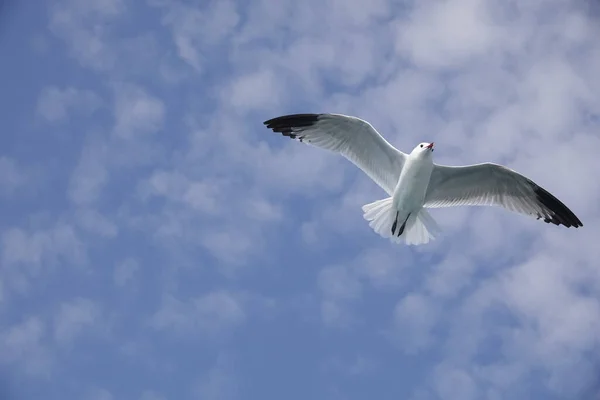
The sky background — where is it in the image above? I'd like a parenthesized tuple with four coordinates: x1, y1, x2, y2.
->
(1, 0, 600, 399)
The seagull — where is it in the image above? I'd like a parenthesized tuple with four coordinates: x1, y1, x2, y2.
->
(263, 113, 583, 245)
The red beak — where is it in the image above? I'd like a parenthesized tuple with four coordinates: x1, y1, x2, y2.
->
(426, 142, 434, 149)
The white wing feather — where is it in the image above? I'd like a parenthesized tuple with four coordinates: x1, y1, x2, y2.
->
(424, 163, 582, 227)
(264, 113, 407, 195)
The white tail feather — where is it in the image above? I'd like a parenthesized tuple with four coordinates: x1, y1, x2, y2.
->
(361, 197, 441, 245)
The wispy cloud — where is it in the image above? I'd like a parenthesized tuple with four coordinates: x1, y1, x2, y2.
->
(112, 83, 165, 139)
(35, 86, 102, 123)
(2, 223, 86, 286)
(149, 291, 245, 338)
(0, 317, 52, 378)
(113, 257, 138, 287)
(150, 0, 240, 73)
(68, 136, 109, 206)
(194, 353, 238, 400)
(390, 293, 440, 353)
(48, 0, 126, 71)
(86, 387, 114, 400)
(140, 390, 166, 400)
(53, 298, 104, 345)
(0, 157, 27, 196)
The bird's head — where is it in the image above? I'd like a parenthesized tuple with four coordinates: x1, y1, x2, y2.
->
(411, 142, 434, 157)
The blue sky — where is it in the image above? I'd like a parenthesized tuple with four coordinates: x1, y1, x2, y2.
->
(1, 0, 600, 399)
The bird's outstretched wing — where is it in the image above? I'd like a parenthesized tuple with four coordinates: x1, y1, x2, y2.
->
(424, 162, 582, 227)
(263, 113, 407, 195)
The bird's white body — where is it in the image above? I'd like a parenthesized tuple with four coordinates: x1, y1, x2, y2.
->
(264, 113, 583, 245)
(392, 146, 434, 215)
(364, 142, 440, 245)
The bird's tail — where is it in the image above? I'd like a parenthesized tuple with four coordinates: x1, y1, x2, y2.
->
(361, 197, 441, 245)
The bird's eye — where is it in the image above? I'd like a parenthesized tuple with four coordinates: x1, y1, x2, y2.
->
(420, 144, 423, 148)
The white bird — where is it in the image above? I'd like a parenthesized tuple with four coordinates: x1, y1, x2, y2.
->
(263, 113, 583, 245)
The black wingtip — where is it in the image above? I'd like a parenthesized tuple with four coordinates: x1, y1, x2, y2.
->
(263, 114, 321, 139)
(533, 185, 583, 228)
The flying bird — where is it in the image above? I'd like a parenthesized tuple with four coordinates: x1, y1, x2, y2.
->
(263, 113, 583, 245)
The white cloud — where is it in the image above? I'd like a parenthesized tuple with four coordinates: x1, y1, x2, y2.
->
(433, 364, 478, 400)
(1, 228, 48, 268)
(225, 69, 283, 113)
(424, 254, 476, 299)
(114, 257, 139, 287)
(327, 0, 391, 28)
(48, 0, 126, 71)
(320, 299, 357, 328)
(150, 0, 240, 72)
(0, 157, 27, 196)
(36, 86, 102, 123)
(75, 208, 118, 238)
(199, 231, 257, 270)
(318, 265, 362, 301)
(112, 84, 165, 139)
(53, 298, 103, 344)
(133, 163, 284, 270)
(498, 254, 600, 361)
(194, 354, 238, 400)
(86, 387, 114, 400)
(321, 354, 378, 377)
(1, 222, 87, 288)
(316, 243, 412, 328)
(140, 390, 166, 400)
(141, 170, 223, 216)
(48, 0, 166, 81)
(68, 136, 109, 206)
(0, 317, 52, 377)
(395, 0, 500, 69)
(317, 264, 362, 328)
(390, 293, 439, 353)
(150, 291, 245, 337)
